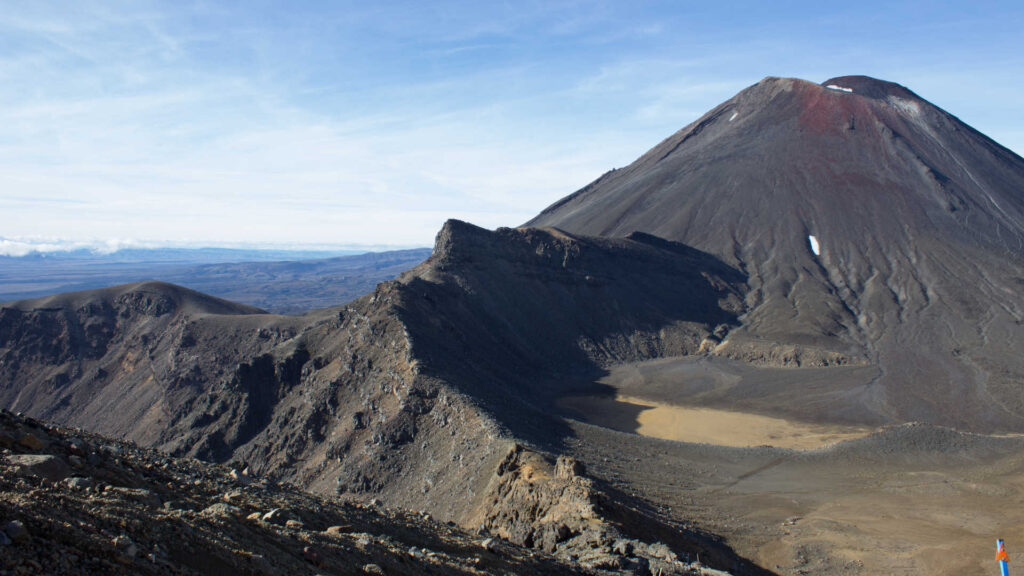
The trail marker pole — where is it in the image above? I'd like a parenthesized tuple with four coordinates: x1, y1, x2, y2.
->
(997, 539, 1010, 576)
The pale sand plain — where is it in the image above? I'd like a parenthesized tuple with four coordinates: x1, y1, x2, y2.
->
(559, 393, 873, 450)
(558, 356, 1024, 575)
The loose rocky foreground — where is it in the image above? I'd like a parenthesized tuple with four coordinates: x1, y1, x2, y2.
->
(0, 408, 730, 575)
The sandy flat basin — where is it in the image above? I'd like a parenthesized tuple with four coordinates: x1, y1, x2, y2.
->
(559, 393, 873, 450)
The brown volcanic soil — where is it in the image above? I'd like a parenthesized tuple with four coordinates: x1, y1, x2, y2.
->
(552, 354, 1024, 575)
(528, 75, 1024, 433)
(563, 414, 1024, 576)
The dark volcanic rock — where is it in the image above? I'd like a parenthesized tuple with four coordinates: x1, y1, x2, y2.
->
(7, 453, 70, 481)
(0, 408, 596, 576)
(399, 221, 744, 443)
(0, 224, 754, 574)
(528, 75, 1024, 432)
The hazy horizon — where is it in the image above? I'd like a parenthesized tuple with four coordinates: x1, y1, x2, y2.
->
(0, 236, 427, 258)
(3, 1, 1022, 248)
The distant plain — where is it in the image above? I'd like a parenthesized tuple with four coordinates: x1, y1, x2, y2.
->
(0, 247, 431, 314)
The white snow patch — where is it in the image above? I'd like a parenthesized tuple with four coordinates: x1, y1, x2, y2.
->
(728, 111, 738, 122)
(826, 85, 853, 93)
(808, 235, 821, 256)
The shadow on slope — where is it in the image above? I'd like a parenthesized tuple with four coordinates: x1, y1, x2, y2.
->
(395, 220, 746, 448)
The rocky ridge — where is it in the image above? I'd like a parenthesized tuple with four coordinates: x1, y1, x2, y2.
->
(1, 222, 755, 574)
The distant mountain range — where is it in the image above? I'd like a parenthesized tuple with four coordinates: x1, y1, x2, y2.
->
(0, 247, 432, 313)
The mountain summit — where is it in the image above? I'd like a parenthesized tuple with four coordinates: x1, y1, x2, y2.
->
(528, 75, 1024, 431)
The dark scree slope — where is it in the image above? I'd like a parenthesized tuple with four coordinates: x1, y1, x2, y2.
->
(528, 75, 1024, 432)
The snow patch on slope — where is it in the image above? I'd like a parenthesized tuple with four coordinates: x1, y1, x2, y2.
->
(808, 235, 820, 256)
(826, 85, 853, 93)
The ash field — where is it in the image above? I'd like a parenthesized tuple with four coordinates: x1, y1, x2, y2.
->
(3, 76, 1024, 575)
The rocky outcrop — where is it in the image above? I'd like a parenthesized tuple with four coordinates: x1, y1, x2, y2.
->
(471, 444, 767, 576)
(0, 408, 597, 575)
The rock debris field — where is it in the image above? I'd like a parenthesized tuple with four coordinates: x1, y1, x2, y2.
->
(0, 408, 731, 575)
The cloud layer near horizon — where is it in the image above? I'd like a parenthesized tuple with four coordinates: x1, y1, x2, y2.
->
(2, 1, 1022, 247)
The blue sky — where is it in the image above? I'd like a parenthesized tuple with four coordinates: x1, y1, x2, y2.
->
(1, 1, 1022, 251)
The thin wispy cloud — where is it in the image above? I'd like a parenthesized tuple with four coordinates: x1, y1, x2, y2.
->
(1, 1, 1021, 249)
